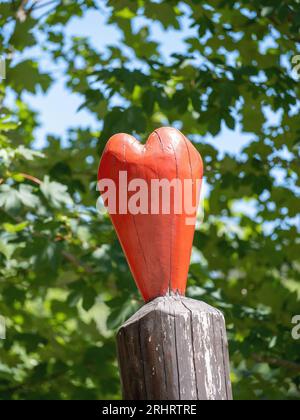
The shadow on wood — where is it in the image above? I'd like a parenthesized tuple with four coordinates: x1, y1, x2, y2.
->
(117, 295, 232, 400)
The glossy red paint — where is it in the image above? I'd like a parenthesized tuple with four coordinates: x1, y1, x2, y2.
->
(98, 127, 203, 302)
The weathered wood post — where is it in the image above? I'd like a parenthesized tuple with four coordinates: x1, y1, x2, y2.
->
(98, 127, 232, 400)
(117, 296, 232, 400)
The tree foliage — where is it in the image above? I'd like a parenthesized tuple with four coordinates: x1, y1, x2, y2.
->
(0, 0, 299, 400)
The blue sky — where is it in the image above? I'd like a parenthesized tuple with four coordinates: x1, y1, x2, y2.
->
(4, 3, 298, 231)
(17, 6, 257, 155)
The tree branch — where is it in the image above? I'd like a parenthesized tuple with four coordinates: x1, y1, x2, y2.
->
(268, 15, 300, 44)
(16, 0, 29, 22)
(253, 354, 300, 373)
(19, 172, 42, 185)
(62, 251, 94, 275)
(31, 0, 60, 12)
(1, 368, 69, 395)
(15, 0, 60, 22)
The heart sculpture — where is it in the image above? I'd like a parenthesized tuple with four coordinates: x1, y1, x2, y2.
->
(98, 127, 203, 302)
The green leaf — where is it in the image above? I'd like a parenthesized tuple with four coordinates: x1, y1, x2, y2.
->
(0, 185, 21, 212)
(8, 60, 53, 94)
(142, 90, 156, 115)
(1, 0, 299, 401)
(82, 288, 97, 311)
(106, 299, 140, 330)
(224, 113, 236, 130)
(18, 185, 40, 208)
(9, 18, 36, 51)
(242, 94, 265, 133)
(40, 176, 73, 208)
(261, 7, 274, 17)
(16, 146, 44, 161)
(3, 221, 28, 233)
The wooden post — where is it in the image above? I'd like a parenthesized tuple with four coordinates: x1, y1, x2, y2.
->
(117, 295, 232, 400)
(98, 127, 233, 400)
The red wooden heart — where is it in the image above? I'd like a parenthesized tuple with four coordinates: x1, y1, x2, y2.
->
(98, 127, 203, 302)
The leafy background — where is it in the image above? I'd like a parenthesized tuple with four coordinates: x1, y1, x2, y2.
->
(0, 0, 299, 400)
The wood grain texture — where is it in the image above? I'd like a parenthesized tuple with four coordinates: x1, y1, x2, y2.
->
(98, 127, 203, 302)
(117, 295, 232, 400)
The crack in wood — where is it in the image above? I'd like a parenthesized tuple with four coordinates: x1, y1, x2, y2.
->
(117, 296, 232, 400)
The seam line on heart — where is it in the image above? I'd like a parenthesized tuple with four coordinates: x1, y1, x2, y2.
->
(183, 137, 196, 231)
(183, 135, 194, 181)
(154, 130, 164, 151)
(152, 131, 168, 298)
(123, 139, 150, 295)
(169, 138, 179, 296)
(154, 129, 172, 295)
